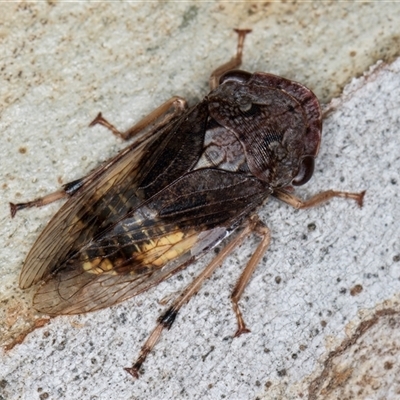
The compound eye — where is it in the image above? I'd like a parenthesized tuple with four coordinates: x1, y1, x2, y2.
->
(219, 70, 252, 85)
(292, 156, 315, 186)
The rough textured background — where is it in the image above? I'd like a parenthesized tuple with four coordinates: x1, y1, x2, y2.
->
(1, 2, 400, 400)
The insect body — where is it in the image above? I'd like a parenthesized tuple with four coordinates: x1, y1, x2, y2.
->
(11, 30, 364, 377)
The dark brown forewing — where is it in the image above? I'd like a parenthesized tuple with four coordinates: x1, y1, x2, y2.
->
(20, 136, 153, 289)
(32, 169, 270, 315)
(135, 101, 208, 198)
(32, 225, 226, 315)
(19, 120, 174, 290)
(152, 169, 269, 223)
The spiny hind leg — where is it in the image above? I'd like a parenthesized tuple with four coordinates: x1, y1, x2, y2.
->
(10, 97, 188, 217)
(125, 219, 257, 378)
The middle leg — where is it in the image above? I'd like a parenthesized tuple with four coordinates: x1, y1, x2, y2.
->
(230, 217, 271, 337)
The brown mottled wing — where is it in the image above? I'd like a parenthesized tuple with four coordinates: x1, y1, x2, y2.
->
(33, 223, 228, 315)
(20, 102, 209, 290)
(19, 135, 152, 289)
(32, 169, 270, 315)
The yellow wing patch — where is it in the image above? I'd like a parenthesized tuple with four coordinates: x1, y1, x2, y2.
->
(83, 257, 116, 275)
(82, 229, 198, 275)
(135, 230, 198, 268)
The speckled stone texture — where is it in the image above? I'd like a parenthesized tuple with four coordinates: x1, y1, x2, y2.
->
(1, 3, 400, 399)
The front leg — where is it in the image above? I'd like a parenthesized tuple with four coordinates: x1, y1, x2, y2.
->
(272, 188, 365, 209)
(209, 29, 252, 90)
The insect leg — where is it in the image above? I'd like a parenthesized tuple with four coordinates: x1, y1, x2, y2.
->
(89, 96, 187, 140)
(10, 192, 63, 218)
(272, 188, 366, 209)
(9, 163, 111, 218)
(125, 220, 255, 378)
(230, 217, 271, 337)
(209, 29, 252, 90)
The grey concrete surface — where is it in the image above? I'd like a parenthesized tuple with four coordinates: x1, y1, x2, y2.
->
(1, 3, 400, 400)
